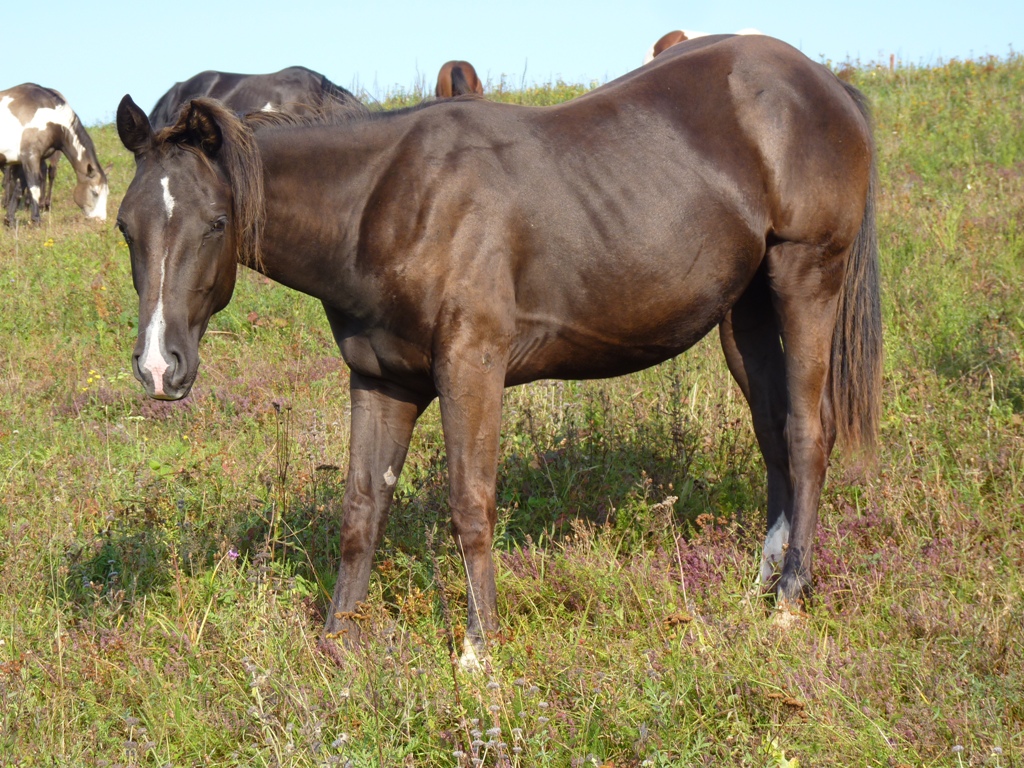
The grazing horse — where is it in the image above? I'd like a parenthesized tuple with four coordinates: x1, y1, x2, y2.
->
(148, 66, 358, 130)
(115, 34, 881, 668)
(435, 60, 485, 98)
(0, 84, 107, 224)
(644, 28, 762, 63)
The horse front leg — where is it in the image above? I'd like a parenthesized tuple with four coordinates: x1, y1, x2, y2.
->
(322, 372, 430, 649)
(42, 156, 57, 211)
(435, 342, 508, 670)
(19, 157, 44, 224)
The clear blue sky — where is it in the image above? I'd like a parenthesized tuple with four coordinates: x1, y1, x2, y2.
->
(6, 0, 1019, 126)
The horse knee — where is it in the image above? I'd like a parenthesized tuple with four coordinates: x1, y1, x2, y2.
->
(450, 495, 496, 554)
(339, 493, 381, 561)
(451, 516, 493, 557)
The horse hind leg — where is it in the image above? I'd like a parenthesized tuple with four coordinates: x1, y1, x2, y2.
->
(2, 166, 18, 226)
(718, 267, 793, 589)
(765, 239, 843, 609)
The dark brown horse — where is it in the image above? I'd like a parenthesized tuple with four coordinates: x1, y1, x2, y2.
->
(148, 66, 358, 130)
(115, 34, 881, 668)
(435, 60, 484, 98)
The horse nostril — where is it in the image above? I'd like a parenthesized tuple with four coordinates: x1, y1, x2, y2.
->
(166, 351, 185, 386)
(131, 352, 144, 383)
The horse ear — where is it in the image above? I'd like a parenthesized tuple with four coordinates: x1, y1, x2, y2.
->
(116, 95, 154, 156)
(183, 100, 224, 157)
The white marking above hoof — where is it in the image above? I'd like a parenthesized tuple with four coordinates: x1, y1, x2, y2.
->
(759, 516, 790, 584)
(458, 637, 485, 673)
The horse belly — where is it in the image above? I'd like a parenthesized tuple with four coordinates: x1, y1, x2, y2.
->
(507, 260, 752, 385)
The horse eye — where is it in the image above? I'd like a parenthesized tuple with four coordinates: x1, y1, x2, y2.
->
(210, 216, 227, 233)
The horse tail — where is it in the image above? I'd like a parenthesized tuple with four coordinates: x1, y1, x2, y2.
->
(830, 80, 882, 458)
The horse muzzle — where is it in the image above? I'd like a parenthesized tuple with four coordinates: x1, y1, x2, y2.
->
(132, 344, 195, 401)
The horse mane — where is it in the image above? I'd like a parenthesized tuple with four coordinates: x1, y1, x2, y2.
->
(240, 94, 479, 132)
(67, 109, 105, 178)
(241, 97, 372, 130)
(318, 74, 358, 107)
(159, 98, 266, 271)
(152, 94, 479, 272)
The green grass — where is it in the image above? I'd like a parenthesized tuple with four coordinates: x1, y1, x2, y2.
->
(1, 55, 1023, 766)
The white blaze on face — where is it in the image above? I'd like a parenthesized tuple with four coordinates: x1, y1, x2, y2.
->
(161, 176, 175, 220)
(86, 182, 109, 220)
(139, 249, 171, 396)
(261, 102, 277, 112)
(759, 515, 791, 584)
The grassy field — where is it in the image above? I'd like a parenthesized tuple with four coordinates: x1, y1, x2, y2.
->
(1, 54, 1022, 767)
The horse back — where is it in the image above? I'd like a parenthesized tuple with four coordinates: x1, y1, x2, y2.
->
(149, 66, 355, 130)
(354, 36, 872, 382)
(1, 83, 70, 162)
(625, 34, 873, 243)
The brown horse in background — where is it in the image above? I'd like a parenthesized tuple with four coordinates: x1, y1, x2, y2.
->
(649, 30, 690, 60)
(435, 60, 484, 98)
(115, 34, 881, 668)
(645, 28, 762, 63)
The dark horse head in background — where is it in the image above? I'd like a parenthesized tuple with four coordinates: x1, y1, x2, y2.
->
(435, 60, 485, 98)
(147, 65, 358, 130)
(116, 34, 881, 669)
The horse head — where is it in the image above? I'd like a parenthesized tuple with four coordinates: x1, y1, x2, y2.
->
(72, 161, 108, 220)
(115, 94, 263, 400)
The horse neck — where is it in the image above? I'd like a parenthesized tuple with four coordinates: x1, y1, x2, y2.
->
(253, 123, 402, 302)
(57, 115, 100, 179)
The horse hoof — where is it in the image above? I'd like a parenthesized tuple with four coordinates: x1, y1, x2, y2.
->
(771, 601, 808, 629)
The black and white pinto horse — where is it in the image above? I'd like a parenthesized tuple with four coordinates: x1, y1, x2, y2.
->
(148, 66, 358, 130)
(0, 83, 108, 225)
